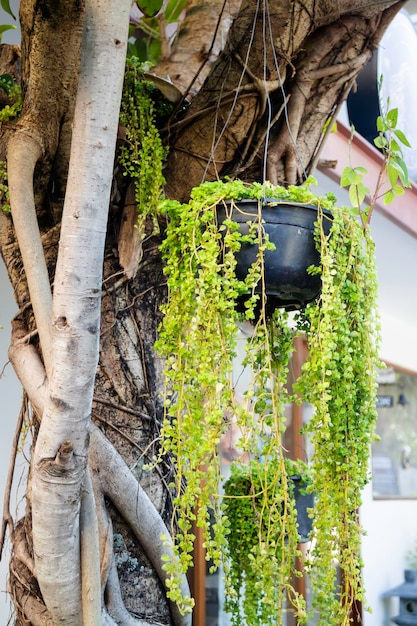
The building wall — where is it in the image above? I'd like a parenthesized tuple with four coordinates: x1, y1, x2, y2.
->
(363, 211, 417, 626)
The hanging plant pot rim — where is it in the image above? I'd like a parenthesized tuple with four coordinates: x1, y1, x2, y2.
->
(219, 198, 330, 208)
(217, 198, 333, 228)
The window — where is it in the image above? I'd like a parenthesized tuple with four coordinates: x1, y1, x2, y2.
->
(372, 365, 417, 499)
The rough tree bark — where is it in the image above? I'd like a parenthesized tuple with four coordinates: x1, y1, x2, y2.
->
(0, 0, 406, 624)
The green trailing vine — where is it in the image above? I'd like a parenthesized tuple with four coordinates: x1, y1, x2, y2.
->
(155, 177, 374, 624)
(292, 101, 408, 625)
(294, 208, 380, 625)
(120, 65, 408, 624)
(0, 160, 10, 212)
(222, 456, 312, 626)
(119, 58, 168, 234)
(0, 74, 22, 213)
(0, 73, 22, 125)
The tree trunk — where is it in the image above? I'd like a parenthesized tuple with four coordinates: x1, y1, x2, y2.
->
(0, 0, 406, 624)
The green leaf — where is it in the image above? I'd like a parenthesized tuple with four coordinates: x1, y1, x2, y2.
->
(397, 156, 410, 187)
(348, 185, 359, 208)
(374, 135, 387, 150)
(127, 36, 148, 61)
(387, 107, 398, 127)
(357, 181, 369, 205)
(349, 172, 362, 185)
(341, 166, 366, 187)
(0, 24, 16, 43)
(383, 189, 395, 204)
(340, 167, 353, 187)
(135, 0, 163, 17)
(392, 184, 405, 197)
(390, 155, 410, 187)
(394, 129, 411, 148)
(148, 37, 162, 64)
(348, 181, 369, 208)
(376, 116, 384, 133)
(165, 0, 187, 23)
(0, 0, 16, 19)
(387, 162, 399, 187)
(390, 138, 402, 154)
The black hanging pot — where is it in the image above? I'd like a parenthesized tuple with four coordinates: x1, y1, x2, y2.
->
(223, 466, 314, 544)
(291, 474, 314, 543)
(216, 199, 332, 312)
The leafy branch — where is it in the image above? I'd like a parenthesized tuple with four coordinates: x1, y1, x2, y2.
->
(341, 86, 411, 228)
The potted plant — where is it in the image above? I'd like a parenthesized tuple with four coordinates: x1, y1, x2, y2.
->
(154, 174, 381, 624)
(216, 195, 332, 313)
(222, 457, 313, 625)
(120, 63, 411, 624)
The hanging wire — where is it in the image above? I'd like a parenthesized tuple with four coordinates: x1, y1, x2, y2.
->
(262, 0, 273, 188)
(180, 0, 230, 106)
(202, 0, 261, 182)
(264, 0, 309, 182)
(201, 0, 308, 185)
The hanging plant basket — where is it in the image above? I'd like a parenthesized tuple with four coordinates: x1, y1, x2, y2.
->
(223, 460, 314, 544)
(157, 178, 381, 624)
(221, 458, 314, 624)
(216, 199, 332, 312)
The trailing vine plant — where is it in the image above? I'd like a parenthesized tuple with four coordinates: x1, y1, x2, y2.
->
(153, 109, 410, 626)
(155, 178, 338, 622)
(119, 58, 410, 624)
(119, 58, 168, 235)
(294, 208, 380, 624)
(294, 98, 412, 626)
(222, 455, 313, 626)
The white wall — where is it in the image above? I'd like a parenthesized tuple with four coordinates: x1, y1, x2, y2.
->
(361, 482, 417, 626)
(362, 211, 417, 626)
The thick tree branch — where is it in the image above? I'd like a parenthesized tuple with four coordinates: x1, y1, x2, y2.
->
(266, 18, 370, 183)
(155, 0, 241, 96)
(31, 1, 132, 623)
(162, 0, 405, 196)
(6, 0, 86, 377)
(90, 427, 192, 626)
(8, 315, 48, 415)
(7, 133, 53, 375)
(9, 326, 192, 625)
(81, 468, 102, 626)
(0, 398, 25, 559)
